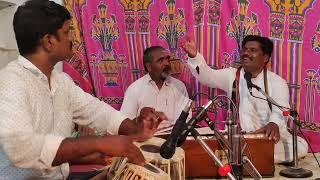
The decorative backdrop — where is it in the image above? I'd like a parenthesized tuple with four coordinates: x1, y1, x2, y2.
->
(63, 0, 320, 151)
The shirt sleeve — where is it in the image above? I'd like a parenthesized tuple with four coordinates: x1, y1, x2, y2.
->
(120, 84, 139, 120)
(0, 75, 64, 170)
(63, 74, 128, 135)
(187, 53, 233, 92)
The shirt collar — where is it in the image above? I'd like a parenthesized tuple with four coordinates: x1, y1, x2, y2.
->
(146, 73, 172, 86)
(17, 55, 59, 92)
(241, 68, 264, 80)
(17, 55, 47, 80)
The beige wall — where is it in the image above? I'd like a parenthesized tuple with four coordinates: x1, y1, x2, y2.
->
(0, 0, 63, 70)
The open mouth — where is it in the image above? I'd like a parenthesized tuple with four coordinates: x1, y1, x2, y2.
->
(163, 66, 171, 73)
(241, 57, 251, 64)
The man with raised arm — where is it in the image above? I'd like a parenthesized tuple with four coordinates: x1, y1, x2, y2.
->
(181, 35, 308, 163)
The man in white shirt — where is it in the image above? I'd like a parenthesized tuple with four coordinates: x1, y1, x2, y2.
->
(181, 35, 308, 163)
(121, 46, 191, 130)
(0, 1, 166, 179)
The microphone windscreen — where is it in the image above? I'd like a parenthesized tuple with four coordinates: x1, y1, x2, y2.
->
(244, 72, 252, 81)
(160, 141, 176, 159)
(159, 100, 192, 159)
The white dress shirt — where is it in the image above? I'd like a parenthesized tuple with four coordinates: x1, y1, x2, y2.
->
(188, 53, 308, 162)
(0, 56, 127, 179)
(120, 74, 191, 129)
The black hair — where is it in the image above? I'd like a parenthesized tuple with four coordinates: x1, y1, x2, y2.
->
(142, 46, 165, 72)
(13, 0, 71, 55)
(241, 35, 273, 57)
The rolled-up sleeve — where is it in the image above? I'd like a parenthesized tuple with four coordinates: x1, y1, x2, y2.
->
(40, 135, 65, 167)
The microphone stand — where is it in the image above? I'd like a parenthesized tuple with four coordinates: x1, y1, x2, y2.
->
(279, 104, 313, 178)
(225, 110, 244, 179)
(193, 95, 261, 179)
(188, 127, 236, 180)
(204, 116, 261, 180)
(230, 124, 243, 180)
(250, 85, 313, 178)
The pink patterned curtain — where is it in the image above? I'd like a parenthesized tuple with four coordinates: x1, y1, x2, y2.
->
(63, 0, 320, 151)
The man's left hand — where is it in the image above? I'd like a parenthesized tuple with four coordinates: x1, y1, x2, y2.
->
(133, 107, 168, 141)
(253, 122, 280, 143)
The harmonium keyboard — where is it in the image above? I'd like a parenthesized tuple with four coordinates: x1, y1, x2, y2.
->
(181, 133, 275, 178)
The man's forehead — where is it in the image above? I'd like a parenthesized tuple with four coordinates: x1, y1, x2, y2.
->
(152, 49, 170, 56)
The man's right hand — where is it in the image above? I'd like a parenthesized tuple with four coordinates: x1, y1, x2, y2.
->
(97, 135, 145, 166)
(181, 37, 197, 58)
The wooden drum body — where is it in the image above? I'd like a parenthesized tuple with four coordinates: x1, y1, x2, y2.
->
(112, 162, 170, 180)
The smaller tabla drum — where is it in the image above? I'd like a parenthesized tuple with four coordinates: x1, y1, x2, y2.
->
(112, 162, 170, 180)
(136, 137, 185, 180)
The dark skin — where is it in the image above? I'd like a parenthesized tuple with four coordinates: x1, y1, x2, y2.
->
(181, 37, 280, 143)
(23, 20, 168, 167)
(53, 109, 167, 166)
(239, 41, 279, 143)
(145, 49, 172, 89)
(75, 49, 172, 165)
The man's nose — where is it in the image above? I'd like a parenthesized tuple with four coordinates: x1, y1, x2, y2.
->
(163, 57, 170, 65)
(241, 49, 250, 56)
(164, 59, 171, 66)
(68, 31, 73, 41)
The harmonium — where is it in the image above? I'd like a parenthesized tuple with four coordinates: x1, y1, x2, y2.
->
(180, 132, 275, 178)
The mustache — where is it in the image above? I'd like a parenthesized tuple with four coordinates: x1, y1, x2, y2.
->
(161, 66, 171, 79)
(241, 55, 251, 60)
(163, 66, 171, 72)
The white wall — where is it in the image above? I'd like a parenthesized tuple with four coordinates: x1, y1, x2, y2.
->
(0, 0, 64, 70)
(0, 3, 18, 68)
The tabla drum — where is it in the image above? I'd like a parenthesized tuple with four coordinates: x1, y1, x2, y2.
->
(110, 159, 170, 180)
(135, 137, 185, 180)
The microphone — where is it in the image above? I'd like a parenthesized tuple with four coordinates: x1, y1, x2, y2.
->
(196, 66, 200, 74)
(160, 100, 192, 159)
(176, 100, 213, 147)
(244, 72, 253, 94)
(244, 72, 260, 95)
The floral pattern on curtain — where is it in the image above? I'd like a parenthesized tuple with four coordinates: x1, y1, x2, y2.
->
(63, 0, 320, 151)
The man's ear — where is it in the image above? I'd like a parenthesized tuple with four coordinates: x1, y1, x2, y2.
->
(263, 54, 270, 64)
(40, 34, 53, 52)
(146, 63, 151, 72)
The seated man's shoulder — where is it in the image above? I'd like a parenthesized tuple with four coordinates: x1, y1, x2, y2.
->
(0, 62, 27, 85)
(168, 76, 188, 91)
(268, 71, 287, 85)
(58, 71, 74, 82)
(128, 74, 149, 87)
(58, 71, 85, 86)
(169, 76, 185, 85)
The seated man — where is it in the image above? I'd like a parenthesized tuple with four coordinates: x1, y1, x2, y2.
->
(121, 46, 191, 130)
(181, 35, 308, 163)
(0, 1, 166, 179)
